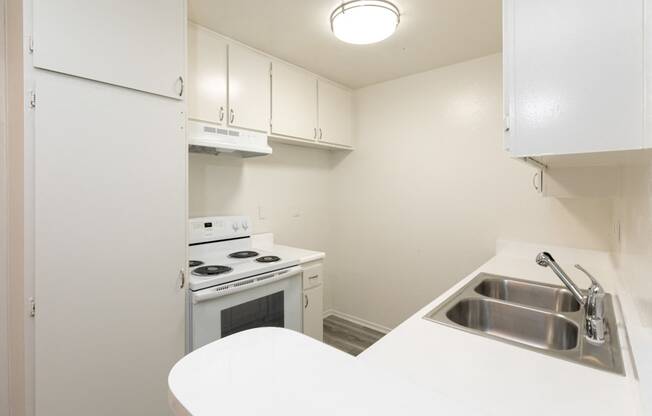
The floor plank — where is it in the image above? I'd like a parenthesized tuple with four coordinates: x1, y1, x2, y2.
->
(323, 315, 385, 356)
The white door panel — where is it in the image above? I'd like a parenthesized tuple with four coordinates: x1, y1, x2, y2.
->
(188, 24, 227, 124)
(34, 71, 186, 416)
(33, 0, 186, 99)
(228, 44, 270, 132)
(271, 62, 317, 141)
(303, 285, 323, 342)
(318, 80, 352, 147)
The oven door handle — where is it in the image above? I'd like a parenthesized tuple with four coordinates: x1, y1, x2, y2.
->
(192, 266, 302, 304)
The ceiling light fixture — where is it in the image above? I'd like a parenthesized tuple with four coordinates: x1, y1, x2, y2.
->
(330, 0, 400, 45)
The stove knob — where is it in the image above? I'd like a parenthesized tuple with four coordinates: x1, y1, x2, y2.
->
(242, 221, 249, 230)
(232, 222, 239, 231)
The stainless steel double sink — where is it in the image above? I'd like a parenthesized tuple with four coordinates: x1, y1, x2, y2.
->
(424, 273, 625, 375)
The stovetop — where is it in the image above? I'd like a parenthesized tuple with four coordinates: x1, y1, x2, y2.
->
(188, 241, 299, 291)
(187, 215, 301, 291)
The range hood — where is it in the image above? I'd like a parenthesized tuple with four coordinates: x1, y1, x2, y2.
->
(188, 120, 272, 158)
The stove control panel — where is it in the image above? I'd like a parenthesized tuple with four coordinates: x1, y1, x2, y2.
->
(189, 216, 251, 244)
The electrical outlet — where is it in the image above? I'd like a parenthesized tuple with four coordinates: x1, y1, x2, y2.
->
(258, 205, 267, 220)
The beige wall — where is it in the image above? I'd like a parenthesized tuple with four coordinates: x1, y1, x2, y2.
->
(189, 143, 334, 308)
(327, 54, 613, 328)
(189, 53, 614, 330)
(613, 161, 652, 414)
(616, 163, 652, 324)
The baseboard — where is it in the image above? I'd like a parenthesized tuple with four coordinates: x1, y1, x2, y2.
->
(322, 309, 392, 334)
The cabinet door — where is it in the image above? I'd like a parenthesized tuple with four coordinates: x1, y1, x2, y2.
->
(33, 0, 186, 99)
(34, 71, 186, 416)
(318, 80, 353, 147)
(303, 285, 324, 342)
(188, 24, 227, 124)
(504, 0, 644, 156)
(228, 44, 271, 133)
(271, 62, 317, 141)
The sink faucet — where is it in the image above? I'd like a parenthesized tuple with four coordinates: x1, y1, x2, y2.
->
(535, 252, 606, 343)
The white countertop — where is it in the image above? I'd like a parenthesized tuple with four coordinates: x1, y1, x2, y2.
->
(169, 241, 642, 415)
(168, 327, 487, 416)
(251, 233, 325, 264)
(359, 241, 640, 415)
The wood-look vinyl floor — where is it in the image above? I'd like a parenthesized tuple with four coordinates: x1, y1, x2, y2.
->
(323, 315, 385, 356)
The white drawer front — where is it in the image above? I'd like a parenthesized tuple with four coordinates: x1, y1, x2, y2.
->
(302, 263, 323, 289)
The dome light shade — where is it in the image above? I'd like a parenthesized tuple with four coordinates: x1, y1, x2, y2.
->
(330, 0, 400, 45)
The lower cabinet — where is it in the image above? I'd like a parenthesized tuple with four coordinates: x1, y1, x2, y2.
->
(302, 262, 324, 341)
(303, 285, 324, 341)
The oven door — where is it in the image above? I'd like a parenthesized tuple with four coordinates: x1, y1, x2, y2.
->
(189, 266, 302, 350)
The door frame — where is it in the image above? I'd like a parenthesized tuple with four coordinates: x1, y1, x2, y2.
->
(0, 0, 11, 413)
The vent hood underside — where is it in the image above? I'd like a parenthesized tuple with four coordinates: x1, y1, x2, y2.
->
(188, 120, 272, 158)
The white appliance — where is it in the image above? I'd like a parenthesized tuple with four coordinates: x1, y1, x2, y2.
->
(187, 216, 302, 351)
(188, 120, 273, 157)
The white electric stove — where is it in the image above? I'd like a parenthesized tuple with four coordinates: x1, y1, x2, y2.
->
(186, 216, 303, 351)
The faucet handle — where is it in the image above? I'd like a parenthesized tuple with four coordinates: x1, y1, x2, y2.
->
(574, 264, 603, 292)
(575, 264, 607, 343)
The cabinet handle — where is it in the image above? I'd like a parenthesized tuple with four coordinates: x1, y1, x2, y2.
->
(304, 294, 309, 308)
(219, 106, 225, 122)
(177, 76, 184, 97)
(179, 269, 186, 289)
(230, 109, 235, 123)
(313, 128, 317, 139)
(533, 171, 542, 193)
(308, 274, 319, 280)
(319, 128, 323, 140)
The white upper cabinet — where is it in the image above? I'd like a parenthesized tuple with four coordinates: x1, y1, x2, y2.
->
(188, 24, 353, 150)
(33, 0, 186, 99)
(187, 27, 269, 133)
(504, 0, 645, 157)
(188, 24, 227, 124)
(271, 61, 318, 141)
(318, 80, 353, 148)
(227, 44, 271, 133)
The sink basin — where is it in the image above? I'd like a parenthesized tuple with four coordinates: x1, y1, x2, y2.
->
(474, 277, 581, 312)
(446, 298, 578, 350)
(424, 272, 625, 375)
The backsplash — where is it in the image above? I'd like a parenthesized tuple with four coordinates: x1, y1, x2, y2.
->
(613, 160, 652, 414)
(188, 142, 332, 251)
(188, 142, 334, 310)
(616, 162, 652, 326)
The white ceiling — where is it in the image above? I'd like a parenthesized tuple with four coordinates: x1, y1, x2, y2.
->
(189, 0, 502, 89)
